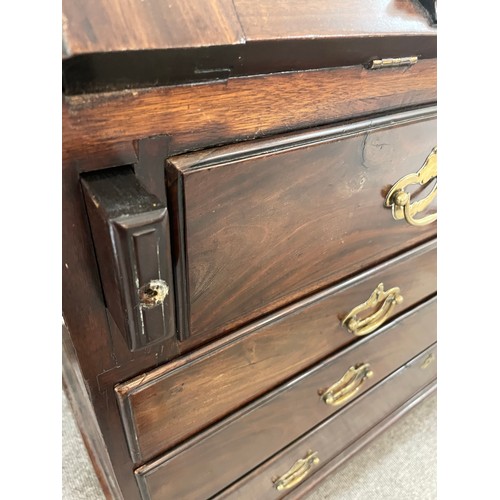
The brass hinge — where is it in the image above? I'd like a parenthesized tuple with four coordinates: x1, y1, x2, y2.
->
(367, 56, 418, 70)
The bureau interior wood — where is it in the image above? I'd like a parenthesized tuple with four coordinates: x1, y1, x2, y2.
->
(134, 297, 436, 500)
(116, 240, 436, 463)
(166, 107, 437, 343)
(216, 343, 437, 500)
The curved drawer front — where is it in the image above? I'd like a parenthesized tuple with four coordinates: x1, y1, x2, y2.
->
(135, 298, 436, 500)
(116, 240, 436, 463)
(216, 343, 437, 499)
(166, 107, 437, 343)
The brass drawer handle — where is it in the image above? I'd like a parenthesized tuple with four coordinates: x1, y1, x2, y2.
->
(342, 283, 403, 336)
(320, 363, 373, 406)
(385, 147, 437, 227)
(273, 450, 320, 491)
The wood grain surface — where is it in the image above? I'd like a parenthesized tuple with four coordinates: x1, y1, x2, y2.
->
(63, 144, 167, 500)
(135, 298, 436, 499)
(283, 382, 437, 500)
(215, 344, 437, 499)
(62, 59, 437, 169)
(61, 11, 437, 497)
(62, 0, 244, 57)
(62, 85, 437, 500)
(116, 241, 436, 463)
(167, 108, 437, 342)
(63, 36, 436, 95)
(62, 0, 435, 93)
(234, 0, 436, 39)
(63, 0, 434, 57)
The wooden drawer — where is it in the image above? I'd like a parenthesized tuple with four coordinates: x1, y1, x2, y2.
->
(216, 343, 437, 499)
(166, 107, 437, 344)
(134, 298, 436, 500)
(116, 240, 436, 463)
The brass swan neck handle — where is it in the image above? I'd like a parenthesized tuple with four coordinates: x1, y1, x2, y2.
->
(385, 147, 437, 227)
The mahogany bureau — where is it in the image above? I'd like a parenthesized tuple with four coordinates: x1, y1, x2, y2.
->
(62, 1, 437, 498)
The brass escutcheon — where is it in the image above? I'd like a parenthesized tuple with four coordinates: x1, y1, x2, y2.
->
(273, 450, 320, 491)
(320, 363, 374, 406)
(342, 283, 403, 336)
(385, 147, 437, 227)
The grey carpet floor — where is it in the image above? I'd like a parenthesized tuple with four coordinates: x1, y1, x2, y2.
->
(62, 391, 436, 499)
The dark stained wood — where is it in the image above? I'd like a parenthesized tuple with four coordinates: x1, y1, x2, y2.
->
(82, 167, 176, 351)
(62, 59, 437, 170)
(61, 8, 437, 498)
(81, 167, 176, 351)
(62, 323, 121, 500)
(63, 102, 437, 500)
(62, 0, 245, 57)
(284, 383, 437, 500)
(134, 136, 171, 204)
(62, 0, 435, 94)
(135, 298, 436, 499)
(215, 344, 437, 499)
(62, 160, 148, 500)
(235, 0, 436, 39)
(166, 108, 437, 342)
(116, 241, 436, 463)
(62, 0, 434, 60)
(63, 36, 436, 95)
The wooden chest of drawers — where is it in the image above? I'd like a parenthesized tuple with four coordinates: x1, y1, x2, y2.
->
(62, 1, 437, 498)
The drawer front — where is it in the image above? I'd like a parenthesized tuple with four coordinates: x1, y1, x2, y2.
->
(166, 107, 437, 343)
(216, 343, 437, 499)
(135, 298, 436, 500)
(116, 240, 436, 463)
